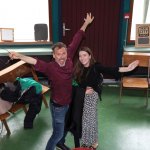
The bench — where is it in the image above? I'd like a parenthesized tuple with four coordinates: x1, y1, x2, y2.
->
(0, 60, 50, 134)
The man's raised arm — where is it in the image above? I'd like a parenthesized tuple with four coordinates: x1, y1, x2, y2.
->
(9, 52, 37, 65)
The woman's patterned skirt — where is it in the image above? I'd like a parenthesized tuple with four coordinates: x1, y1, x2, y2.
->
(81, 91, 99, 146)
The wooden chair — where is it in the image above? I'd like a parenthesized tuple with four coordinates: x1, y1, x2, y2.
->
(119, 52, 150, 107)
(0, 60, 50, 134)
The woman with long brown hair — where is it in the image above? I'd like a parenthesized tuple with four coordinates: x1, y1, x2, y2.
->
(73, 46, 139, 149)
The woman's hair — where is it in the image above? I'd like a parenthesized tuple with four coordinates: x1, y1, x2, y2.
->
(73, 46, 96, 82)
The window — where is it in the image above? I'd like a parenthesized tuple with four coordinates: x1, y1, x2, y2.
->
(128, 0, 150, 43)
(0, 0, 50, 43)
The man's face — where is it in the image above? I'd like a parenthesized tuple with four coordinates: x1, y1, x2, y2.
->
(53, 47, 67, 67)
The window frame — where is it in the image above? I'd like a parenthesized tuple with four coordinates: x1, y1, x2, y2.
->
(127, 0, 134, 44)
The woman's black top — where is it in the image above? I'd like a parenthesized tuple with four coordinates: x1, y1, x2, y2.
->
(79, 63, 120, 90)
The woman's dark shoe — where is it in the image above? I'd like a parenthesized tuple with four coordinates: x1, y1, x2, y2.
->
(89, 146, 96, 150)
(89, 144, 99, 150)
(81, 144, 88, 147)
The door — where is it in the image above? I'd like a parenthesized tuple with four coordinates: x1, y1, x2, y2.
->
(61, 0, 122, 67)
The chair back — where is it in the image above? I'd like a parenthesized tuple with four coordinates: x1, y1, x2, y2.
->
(123, 52, 150, 67)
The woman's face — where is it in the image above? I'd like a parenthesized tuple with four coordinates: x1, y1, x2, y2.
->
(79, 51, 91, 67)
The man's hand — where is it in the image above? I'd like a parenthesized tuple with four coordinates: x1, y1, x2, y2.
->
(84, 13, 94, 25)
(9, 51, 37, 65)
(9, 51, 20, 60)
(80, 12, 94, 31)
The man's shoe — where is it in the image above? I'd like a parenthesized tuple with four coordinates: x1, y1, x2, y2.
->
(56, 143, 70, 150)
(24, 122, 33, 129)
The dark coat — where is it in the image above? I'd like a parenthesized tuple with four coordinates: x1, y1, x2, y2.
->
(65, 86, 85, 138)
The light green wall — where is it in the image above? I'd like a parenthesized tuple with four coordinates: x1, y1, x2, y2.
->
(52, 0, 60, 43)
(117, 0, 131, 65)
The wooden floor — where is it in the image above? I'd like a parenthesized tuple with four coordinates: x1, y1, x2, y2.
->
(0, 86, 150, 150)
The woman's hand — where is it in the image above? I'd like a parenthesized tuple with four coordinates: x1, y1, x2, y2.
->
(127, 60, 139, 71)
(119, 60, 139, 72)
(85, 86, 94, 95)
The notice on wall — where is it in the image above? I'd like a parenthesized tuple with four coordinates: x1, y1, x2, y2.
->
(135, 24, 150, 48)
(0, 28, 14, 42)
